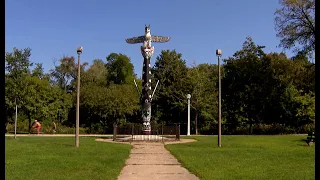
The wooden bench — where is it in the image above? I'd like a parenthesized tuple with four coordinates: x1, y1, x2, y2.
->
(306, 131, 315, 146)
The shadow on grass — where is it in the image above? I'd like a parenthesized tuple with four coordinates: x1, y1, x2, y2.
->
(291, 138, 308, 142)
(296, 143, 309, 147)
(293, 138, 314, 147)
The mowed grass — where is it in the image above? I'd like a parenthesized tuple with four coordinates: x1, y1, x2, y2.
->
(166, 135, 314, 180)
(5, 137, 132, 180)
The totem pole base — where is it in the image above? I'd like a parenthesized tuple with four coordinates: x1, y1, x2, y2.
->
(143, 130, 151, 135)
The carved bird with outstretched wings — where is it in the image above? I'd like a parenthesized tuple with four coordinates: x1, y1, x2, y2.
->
(125, 25, 170, 44)
(151, 36, 170, 43)
(125, 36, 146, 44)
(125, 35, 170, 44)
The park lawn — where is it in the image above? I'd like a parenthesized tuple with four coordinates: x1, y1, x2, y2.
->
(166, 135, 315, 180)
(5, 136, 132, 180)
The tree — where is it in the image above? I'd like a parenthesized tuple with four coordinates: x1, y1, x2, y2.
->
(5, 48, 33, 125)
(152, 50, 192, 124)
(187, 62, 218, 134)
(21, 74, 72, 132)
(106, 53, 135, 85)
(50, 56, 88, 92)
(80, 84, 139, 132)
(222, 35, 315, 132)
(261, 52, 315, 126)
(81, 59, 108, 87)
(275, 0, 315, 56)
(222, 37, 269, 132)
(291, 52, 315, 93)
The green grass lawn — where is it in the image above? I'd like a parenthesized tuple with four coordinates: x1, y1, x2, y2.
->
(166, 135, 315, 180)
(5, 137, 132, 180)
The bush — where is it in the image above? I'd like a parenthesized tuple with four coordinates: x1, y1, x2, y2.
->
(6, 123, 88, 134)
(198, 123, 313, 135)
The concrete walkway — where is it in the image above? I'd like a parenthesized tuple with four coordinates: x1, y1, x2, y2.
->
(117, 141, 199, 180)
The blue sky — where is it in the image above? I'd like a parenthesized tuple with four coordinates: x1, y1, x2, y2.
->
(5, 0, 293, 78)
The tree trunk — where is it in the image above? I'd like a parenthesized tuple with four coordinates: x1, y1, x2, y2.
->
(249, 118, 254, 135)
(89, 117, 92, 134)
(88, 110, 92, 134)
(5, 121, 8, 133)
(195, 111, 198, 135)
(28, 111, 32, 133)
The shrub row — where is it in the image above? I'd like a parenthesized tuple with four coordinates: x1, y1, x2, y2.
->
(6, 122, 314, 135)
(199, 123, 315, 135)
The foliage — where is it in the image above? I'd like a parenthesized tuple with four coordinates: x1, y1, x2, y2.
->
(80, 84, 139, 129)
(222, 37, 315, 132)
(152, 50, 192, 124)
(5, 35, 315, 134)
(5, 47, 33, 123)
(50, 56, 88, 92)
(187, 62, 218, 134)
(81, 59, 108, 87)
(106, 53, 135, 85)
(275, 0, 315, 56)
(222, 37, 268, 128)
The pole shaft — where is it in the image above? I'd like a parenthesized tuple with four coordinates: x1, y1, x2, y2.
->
(187, 99, 190, 136)
(14, 98, 17, 139)
(76, 54, 80, 148)
(218, 56, 222, 147)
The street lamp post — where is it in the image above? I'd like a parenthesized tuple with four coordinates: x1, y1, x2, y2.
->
(187, 94, 191, 136)
(76, 46, 83, 148)
(216, 49, 222, 148)
(14, 98, 17, 139)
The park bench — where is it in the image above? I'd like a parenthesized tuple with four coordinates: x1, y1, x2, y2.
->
(306, 131, 315, 146)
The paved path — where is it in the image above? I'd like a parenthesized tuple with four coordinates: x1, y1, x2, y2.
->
(117, 141, 199, 180)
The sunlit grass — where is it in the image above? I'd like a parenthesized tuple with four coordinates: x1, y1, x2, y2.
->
(5, 137, 131, 180)
(166, 135, 314, 180)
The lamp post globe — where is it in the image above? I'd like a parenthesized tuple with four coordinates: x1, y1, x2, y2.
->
(77, 46, 83, 55)
(216, 49, 222, 56)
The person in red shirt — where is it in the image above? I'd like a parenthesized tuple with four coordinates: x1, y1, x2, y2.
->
(33, 120, 41, 135)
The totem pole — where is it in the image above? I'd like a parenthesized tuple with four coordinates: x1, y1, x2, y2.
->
(125, 25, 170, 133)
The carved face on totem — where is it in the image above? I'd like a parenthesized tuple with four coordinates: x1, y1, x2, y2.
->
(145, 25, 150, 34)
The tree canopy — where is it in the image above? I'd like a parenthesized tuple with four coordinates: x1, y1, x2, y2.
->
(275, 0, 315, 56)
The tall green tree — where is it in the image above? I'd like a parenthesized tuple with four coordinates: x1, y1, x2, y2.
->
(106, 53, 135, 85)
(80, 84, 139, 132)
(222, 37, 268, 131)
(152, 50, 192, 124)
(261, 52, 315, 126)
(5, 48, 33, 125)
(21, 73, 72, 131)
(222, 36, 315, 132)
(50, 56, 88, 92)
(290, 52, 315, 93)
(187, 62, 218, 134)
(81, 59, 108, 87)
